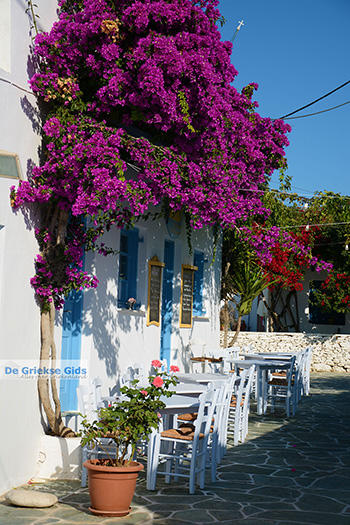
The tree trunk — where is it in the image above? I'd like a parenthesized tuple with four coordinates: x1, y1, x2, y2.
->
(38, 299, 75, 437)
(229, 314, 242, 345)
(222, 261, 231, 348)
(222, 297, 229, 348)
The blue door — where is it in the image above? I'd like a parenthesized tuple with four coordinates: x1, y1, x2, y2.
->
(160, 240, 174, 367)
(59, 289, 83, 411)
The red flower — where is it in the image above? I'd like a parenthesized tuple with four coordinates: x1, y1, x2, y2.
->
(152, 376, 164, 388)
(170, 365, 180, 372)
(151, 359, 162, 369)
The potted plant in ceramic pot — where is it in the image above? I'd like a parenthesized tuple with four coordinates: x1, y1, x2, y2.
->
(79, 360, 179, 517)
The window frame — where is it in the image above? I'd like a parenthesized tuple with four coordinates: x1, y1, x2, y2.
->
(193, 250, 204, 317)
(118, 228, 139, 309)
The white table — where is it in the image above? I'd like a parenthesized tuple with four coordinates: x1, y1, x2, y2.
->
(230, 358, 292, 415)
(174, 383, 207, 396)
(147, 394, 200, 490)
(242, 352, 293, 360)
(176, 373, 230, 385)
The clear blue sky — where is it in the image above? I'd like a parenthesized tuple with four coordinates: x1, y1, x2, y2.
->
(217, 0, 350, 197)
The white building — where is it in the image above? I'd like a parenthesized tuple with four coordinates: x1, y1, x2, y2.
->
(0, 1, 221, 495)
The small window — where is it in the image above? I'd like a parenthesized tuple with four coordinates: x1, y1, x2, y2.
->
(118, 228, 139, 309)
(193, 251, 204, 316)
(309, 280, 345, 325)
(0, 151, 22, 179)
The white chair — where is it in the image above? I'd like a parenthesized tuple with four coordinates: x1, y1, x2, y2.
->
(302, 347, 313, 396)
(241, 365, 256, 442)
(217, 372, 239, 460)
(227, 365, 255, 446)
(266, 355, 297, 417)
(120, 363, 147, 387)
(207, 350, 225, 374)
(205, 380, 227, 482)
(91, 376, 121, 408)
(189, 338, 207, 373)
(148, 385, 219, 494)
(77, 383, 119, 487)
(207, 373, 238, 480)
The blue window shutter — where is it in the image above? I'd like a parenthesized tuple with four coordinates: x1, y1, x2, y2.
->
(193, 251, 204, 316)
(127, 228, 139, 301)
(118, 228, 139, 308)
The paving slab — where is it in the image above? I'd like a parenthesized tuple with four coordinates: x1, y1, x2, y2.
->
(0, 372, 349, 524)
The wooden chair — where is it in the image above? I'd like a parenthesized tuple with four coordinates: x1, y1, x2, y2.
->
(189, 338, 207, 373)
(227, 365, 255, 446)
(77, 382, 119, 487)
(266, 355, 297, 417)
(148, 385, 219, 494)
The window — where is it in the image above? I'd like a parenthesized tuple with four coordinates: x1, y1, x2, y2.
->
(193, 251, 204, 316)
(309, 280, 345, 325)
(0, 151, 22, 179)
(118, 228, 139, 308)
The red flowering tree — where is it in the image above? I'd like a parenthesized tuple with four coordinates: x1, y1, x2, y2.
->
(221, 182, 334, 338)
(12, 0, 291, 436)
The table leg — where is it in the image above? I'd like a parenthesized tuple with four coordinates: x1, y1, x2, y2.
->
(256, 366, 263, 415)
(262, 369, 268, 415)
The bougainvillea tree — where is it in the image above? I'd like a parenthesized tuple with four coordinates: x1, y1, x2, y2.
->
(221, 181, 334, 340)
(12, 0, 292, 436)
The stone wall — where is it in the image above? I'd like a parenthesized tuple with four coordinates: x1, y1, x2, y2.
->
(220, 332, 350, 373)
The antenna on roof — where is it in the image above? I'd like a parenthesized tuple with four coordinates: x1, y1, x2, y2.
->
(231, 20, 244, 43)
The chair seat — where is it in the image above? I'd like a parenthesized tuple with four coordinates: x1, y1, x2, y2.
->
(161, 423, 204, 441)
(230, 400, 244, 407)
(268, 378, 294, 386)
(177, 412, 198, 422)
(190, 357, 206, 362)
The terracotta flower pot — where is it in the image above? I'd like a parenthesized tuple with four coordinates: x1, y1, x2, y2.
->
(83, 459, 144, 517)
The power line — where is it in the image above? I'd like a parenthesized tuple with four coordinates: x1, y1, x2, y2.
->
(283, 99, 350, 120)
(241, 187, 350, 200)
(277, 79, 350, 120)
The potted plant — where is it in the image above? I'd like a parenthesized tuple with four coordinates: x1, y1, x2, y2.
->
(79, 360, 179, 517)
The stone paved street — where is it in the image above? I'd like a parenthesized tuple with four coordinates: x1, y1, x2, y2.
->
(0, 373, 349, 524)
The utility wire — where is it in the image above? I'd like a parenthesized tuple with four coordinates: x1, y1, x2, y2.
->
(278, 79, 350, 119)
(240, 187, 350, 200)
(283, 99, 350, 120)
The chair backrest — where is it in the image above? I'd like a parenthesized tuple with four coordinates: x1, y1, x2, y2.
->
(189, 338, 206, 358)
(286, 355, 297, 388)
(241, 364, 256, 406)
(193, 384, 219, 445)
(223, 346, 240, 359)
(91, 376, 106, 409)
(303, 347, 313, 395)
(77, 383, 99, 422)
(121, 362, 146, 387)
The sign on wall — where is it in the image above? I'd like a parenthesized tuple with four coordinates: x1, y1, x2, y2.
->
(147, 256, 165, 326)
(180, 264, 197, 328)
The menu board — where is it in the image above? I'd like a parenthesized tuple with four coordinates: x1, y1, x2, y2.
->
(147, 257, 165, 326)
(180, 264, 197, 328)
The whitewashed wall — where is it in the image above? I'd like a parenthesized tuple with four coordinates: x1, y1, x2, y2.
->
(0, 0, 222, 492)
(221, 331, 350, 372)
(266, 269, 350, 334)
(0, 0, 58, 496)
(79, 217, 221, 395)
